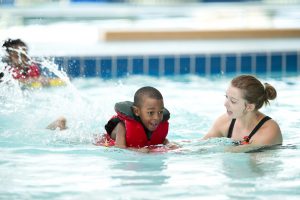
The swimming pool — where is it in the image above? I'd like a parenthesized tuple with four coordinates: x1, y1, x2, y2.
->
(1, 74, 299, 199)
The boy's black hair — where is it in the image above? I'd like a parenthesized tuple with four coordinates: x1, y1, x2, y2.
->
(133, 86, 163, 107)
(2, 39, 27, 51)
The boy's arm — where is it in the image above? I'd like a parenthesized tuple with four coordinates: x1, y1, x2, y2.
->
(113, 122, 127, 148)
(114, 122, 149, 153)
(163, 138, 180, 149)
(163, 138, 169, 145)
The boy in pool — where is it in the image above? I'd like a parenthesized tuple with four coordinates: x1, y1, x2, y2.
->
(48, 86, 178, 153)
(1, 38, 63, 87)
(96, 86, 178, 152)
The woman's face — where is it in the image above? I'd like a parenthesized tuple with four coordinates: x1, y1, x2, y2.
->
(224, 85, 248, 119)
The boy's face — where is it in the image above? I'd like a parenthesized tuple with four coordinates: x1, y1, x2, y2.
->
(133, 97, 164, 132)
(7, 45, 28, 68)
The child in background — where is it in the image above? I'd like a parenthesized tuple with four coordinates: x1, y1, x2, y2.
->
(1, 38, 48, 86)
(1, 38, 65, 87)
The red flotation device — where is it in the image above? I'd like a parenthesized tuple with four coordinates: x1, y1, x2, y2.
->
(96, 101, 170, 148)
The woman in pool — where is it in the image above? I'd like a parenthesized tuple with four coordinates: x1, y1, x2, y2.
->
(203, 74, 282, 152)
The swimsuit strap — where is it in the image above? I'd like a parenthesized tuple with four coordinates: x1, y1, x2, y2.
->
(246, 116, 271, 142)
(227, 119, 236, 138)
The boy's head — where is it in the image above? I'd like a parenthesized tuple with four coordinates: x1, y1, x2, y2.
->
(133, 86, 165, 131)
(2, 39, 29, 68)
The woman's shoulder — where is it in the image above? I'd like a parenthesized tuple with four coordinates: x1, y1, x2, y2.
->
(260, 115, 280, 130)
(211, 113, 232, 136)
(215, 113, 232, 125)
(253, 116, 282, 145)
(263, 117, 281, 133)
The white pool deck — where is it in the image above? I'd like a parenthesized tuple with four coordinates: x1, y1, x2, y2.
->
(1, 3, 300, 56)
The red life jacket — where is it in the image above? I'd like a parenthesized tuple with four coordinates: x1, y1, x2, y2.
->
(98, 101, 170, 148)
(11, 63, 40, 80)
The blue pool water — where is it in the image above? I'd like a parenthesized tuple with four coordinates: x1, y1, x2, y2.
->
(1, 74, 300, 199)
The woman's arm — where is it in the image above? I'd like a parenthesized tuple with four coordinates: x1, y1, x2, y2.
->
(202, 114, 229, 140)
(225, 144, 265, 153)
(226, 120, 282, 153)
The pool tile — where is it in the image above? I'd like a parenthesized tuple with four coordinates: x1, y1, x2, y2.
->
(116, 57, 128, 77)
(255, 53, 268, 73)
(148, 57, 159, 76)
(240, 54, 252, 73)
(51, 50, 300, 78)
(83, 58, 96, 77)
(0, 0, 15, 5)
(210, 55, 221, 74)
(100, 58, 112, 78)
(164, 56, 175, 76)
(286, 52, 298, 72)
(179, 56, 190, 74)
(225, 54, 237, 73)
(270, 53, 282, 72)
(132, 57, 144, 75)
(54, 57, 65, 71)
(195, 55, 206, 75)
(67, 57, 81, 77)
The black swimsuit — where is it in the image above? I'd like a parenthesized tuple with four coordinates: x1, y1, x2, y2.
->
(227, 116, 271, 145)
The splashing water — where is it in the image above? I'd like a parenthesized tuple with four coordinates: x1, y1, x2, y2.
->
(34, 57, 71, 86)
(0, 47, 25, 105)
(0, 44, 89, 130)
(33, 56, 85, 102)
(0, 45, 76, 95)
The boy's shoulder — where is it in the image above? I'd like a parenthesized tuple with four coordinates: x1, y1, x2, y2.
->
(115, 101, 135, 119)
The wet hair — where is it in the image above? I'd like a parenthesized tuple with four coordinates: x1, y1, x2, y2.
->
(2, 38, 27, 52)
(133, 86, 163, 107)
(231, 75, 277, 110)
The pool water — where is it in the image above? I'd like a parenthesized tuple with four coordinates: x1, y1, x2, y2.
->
(1, 74, 300, 199)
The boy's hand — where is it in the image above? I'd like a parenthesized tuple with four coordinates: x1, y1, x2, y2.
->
(128, 147, 150, 153)
(166, 142, 180, 150)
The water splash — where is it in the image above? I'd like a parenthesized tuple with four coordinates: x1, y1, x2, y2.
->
(0, 44, 80, 96)
(34, 57, 71, 87)
(0, 48, 25, 109)
(0, 45, 88, 128)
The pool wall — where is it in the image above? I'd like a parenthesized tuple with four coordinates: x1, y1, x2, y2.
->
(52, 50, 300, 78)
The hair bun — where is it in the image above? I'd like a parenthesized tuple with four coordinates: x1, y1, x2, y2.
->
(264, 83, 277, 100)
